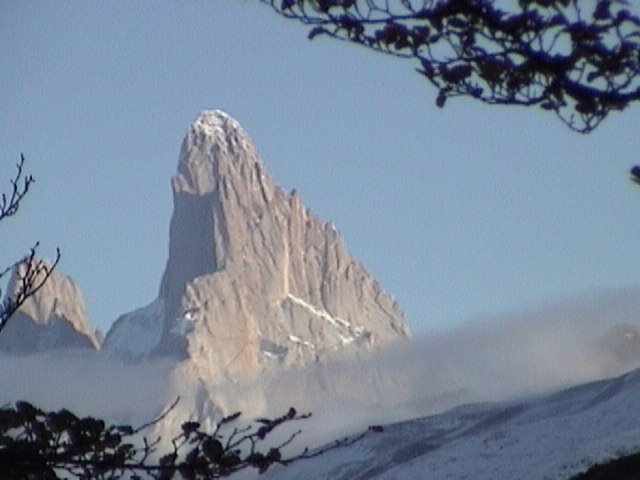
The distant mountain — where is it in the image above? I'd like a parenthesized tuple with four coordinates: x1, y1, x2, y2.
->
(105, 111, 409, 384)
(0, 259, 100, 353)
(265, 368, 640, 480)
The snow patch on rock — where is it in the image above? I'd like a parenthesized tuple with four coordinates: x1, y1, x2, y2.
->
(103, 299, 164, 360)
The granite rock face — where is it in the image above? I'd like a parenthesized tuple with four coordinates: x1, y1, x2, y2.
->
(106, 111, 409, 381)
(0, 259, 100, 353)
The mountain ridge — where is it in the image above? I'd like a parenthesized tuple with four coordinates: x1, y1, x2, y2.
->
(264, 367, 640, 480)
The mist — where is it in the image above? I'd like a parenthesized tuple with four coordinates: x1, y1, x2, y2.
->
(0, 351, 175, 425)
(245, 286, 640, 445)
(2, 287, 640, 449)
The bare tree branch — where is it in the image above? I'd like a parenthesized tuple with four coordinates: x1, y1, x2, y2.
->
(0, 245, 61, 333)
(0, 155, 60, 334)
(0, 154, 34, 222)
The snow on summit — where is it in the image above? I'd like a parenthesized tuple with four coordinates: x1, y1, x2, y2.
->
(191, 110, 237, 140)
(186, 110, 257, 159)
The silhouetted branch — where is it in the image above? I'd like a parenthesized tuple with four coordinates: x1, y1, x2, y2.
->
(0, 245, 61, 333)
(0, 154, 33, 222)
(132, 397, 181, 435)
(260, 0, 640, 133)
(0, 155, 60, 334)
(0, 399, 366, 479)
(630, 165, 640, 186)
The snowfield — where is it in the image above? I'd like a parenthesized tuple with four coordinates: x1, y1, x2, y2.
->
(265, 369, 640, 480)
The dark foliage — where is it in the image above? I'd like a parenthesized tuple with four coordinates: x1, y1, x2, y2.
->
(0, 399, 363, 479)
(630, 165, 640, 186)
(0, 155, 60, 334)
(569, 450, 640, 480)
(260, 0, 640, 133)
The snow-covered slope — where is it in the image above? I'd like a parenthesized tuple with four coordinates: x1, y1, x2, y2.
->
(266, 368, 640, 480)
(103, 299, 165, 360)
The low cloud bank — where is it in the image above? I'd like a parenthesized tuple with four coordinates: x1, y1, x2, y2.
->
(252, 287, 640, 444)
(2, 287, 640, 448)
(0, 351, 175, 425)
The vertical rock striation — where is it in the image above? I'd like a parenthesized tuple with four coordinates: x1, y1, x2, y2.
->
(106, 110, 409, 381)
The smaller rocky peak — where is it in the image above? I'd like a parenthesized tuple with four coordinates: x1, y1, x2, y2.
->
(0, 258, 100, 353)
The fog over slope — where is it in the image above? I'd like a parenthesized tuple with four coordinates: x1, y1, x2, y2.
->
(2, 286, 640, 447)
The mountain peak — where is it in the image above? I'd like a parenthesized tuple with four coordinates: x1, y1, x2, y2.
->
(107, 110, 409, 380)
(175, 110, 261, 196)
(188, 110, 247, 152)
(191, 110, 238, 137)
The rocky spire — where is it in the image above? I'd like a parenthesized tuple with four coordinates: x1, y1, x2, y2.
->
(0, 258, 100, 353)
(106, 110, 409, 380)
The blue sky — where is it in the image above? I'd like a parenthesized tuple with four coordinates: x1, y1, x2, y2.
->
(1, 1, 640, 336)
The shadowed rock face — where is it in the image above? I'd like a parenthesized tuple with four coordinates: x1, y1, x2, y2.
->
(107, 110, 408, 380)
(0, 260, 100, 353)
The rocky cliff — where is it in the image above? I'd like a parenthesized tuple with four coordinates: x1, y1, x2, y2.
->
(105, 110, 408, 381)
(0, 258, 100, 353)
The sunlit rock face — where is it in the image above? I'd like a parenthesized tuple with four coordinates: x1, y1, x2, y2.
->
(106, 110, 408, 381)
(0, 259, 100, 353)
